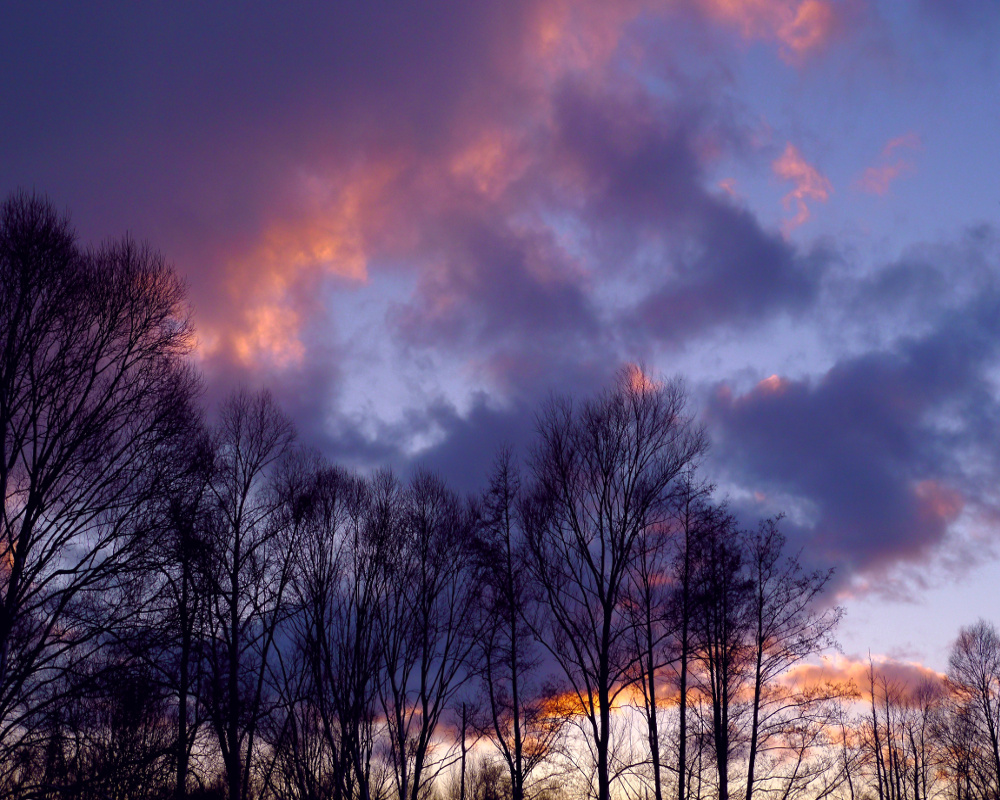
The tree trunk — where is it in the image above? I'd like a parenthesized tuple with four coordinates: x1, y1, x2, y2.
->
(745, 625, 765, 800)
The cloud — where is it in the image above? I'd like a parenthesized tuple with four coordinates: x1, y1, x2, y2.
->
(0, 0, 860, 393)
(708, 256, 1000, 585)
(6, 0, 992, 615)
(631, 201, 827, 342)
(855, 132, 921, 196)
(785, 654, 945, 699)
(856, 162, 912, 197)
(773, 143, 832, 233)
(698, 0, 847, 60)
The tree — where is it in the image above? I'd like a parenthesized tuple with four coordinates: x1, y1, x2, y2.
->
(523, 366, 706, 800)
(477, 448, 567, 800)
(665, 475, 721, 800)
(0, 191, 198, 786)
(378, 470, 480, 800)
(201, 388, 297, 800)
(689, 506, 748, 800)
(132, 430, 215, 800)
(742, 518, 843, 800)
(286, 462, 392, 800)
(947, 620, 1000, 798)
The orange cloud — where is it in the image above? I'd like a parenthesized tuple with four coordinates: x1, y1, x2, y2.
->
(624, 362, 662, 394)
(758, 373, 790, 395)
(856, 132, 921, 196)
(449, 129, 531, 199)
(784, 654, 945, 700)
(701, 0, 841, 60)
(773, 142, 832, 233)
(521, 0, 643, 89)
(230, 303, 305, 369)
(883, 132, 921, 158)
(856, 162, 912, 196)
(196, 160, 406, 369)
(718, 177, 740, 198)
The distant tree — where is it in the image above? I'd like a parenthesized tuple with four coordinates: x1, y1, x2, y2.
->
(0, 191, 198, 788)
(523, 366, 706, 800)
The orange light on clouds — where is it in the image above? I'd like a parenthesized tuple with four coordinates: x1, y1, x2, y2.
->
(784, 654, 944, 700)
(625, 362, 662, 394)
(778, 0, 837, 56)
(773, 142, 832, 233)
(196, 162, 402, 369)
(857, 162, 912, 196)
(231, 303, 306, 369)
(449, 129, 530, 199)
(856, 132, 921, 196)
(914, 479, 963, 526)
(718, 177, 739, 198)
(883, 132, 921, 157)
(701, 0, 840, 60)
(529, 0, 639, 77)
(758, 373, 790, 394)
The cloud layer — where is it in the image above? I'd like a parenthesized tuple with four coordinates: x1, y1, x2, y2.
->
(2, 0, 999, 612)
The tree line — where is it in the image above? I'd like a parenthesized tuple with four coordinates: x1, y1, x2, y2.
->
(0, 190, 997, 800)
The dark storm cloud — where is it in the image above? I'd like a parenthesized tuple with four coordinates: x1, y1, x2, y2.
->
(633, 203, 827, 342)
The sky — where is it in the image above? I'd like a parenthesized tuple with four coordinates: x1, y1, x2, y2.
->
(2, 0, 999, 676)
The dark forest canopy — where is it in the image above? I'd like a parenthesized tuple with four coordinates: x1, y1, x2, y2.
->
(1, 191, 997, 800)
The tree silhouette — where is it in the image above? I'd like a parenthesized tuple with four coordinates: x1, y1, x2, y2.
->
(524, 367, 706, 800)
(0, 190, 197, 789)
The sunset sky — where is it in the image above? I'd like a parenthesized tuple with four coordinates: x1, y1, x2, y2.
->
(2, 1, 999, 677)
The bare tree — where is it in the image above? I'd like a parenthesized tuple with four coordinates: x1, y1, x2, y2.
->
(378, 470, 480, 800)
(202, 388, 296, 800)
(284, 462, 392, 800)
(742, 518, 844, 800)
(622, 486, 673, 800)
(665, 475, 721, 800)
(0, 191, 198, 787)
(162, 438, 216, 800)
(947, 620, 1000, 798)
(476, 448, 567, 800)
(523, 367, 706, 800)
(689, 506, 748, 800)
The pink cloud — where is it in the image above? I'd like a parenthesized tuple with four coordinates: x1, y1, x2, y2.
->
(883, 132, 922, 157)
(773, 142, 832, 233)
(699, 0, 846, 61)
(856, 132, 921, 196)
(784, 654, 945, 700)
